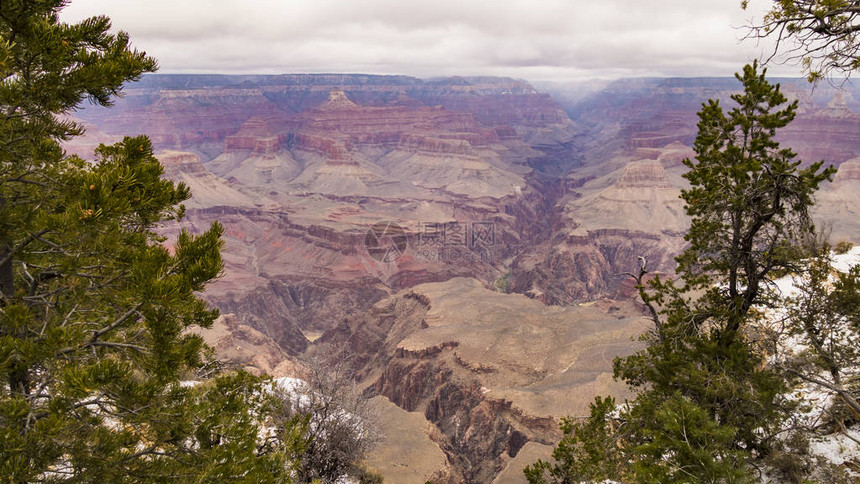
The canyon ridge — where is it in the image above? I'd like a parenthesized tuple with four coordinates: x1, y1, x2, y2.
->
(68, 74, 860, 483)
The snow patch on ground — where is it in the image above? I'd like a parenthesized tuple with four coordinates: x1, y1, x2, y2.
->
(809, 427, 860, 467)
(832, 246, 860, 272)
(762, 247, 860, 478)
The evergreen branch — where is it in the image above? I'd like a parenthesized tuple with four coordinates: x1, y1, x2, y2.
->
(56, 304, 143, 356)
(88, 304, 143, 341)
(0, 228, 52, 268)
(89, 341, 147, 353)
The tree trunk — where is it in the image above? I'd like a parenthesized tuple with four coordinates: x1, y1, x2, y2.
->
(0, 246, 12, 303)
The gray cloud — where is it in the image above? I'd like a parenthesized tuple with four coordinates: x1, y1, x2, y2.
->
(59, 0, 794, 81)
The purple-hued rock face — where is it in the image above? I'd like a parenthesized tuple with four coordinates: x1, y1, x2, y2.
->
(67, 72, 860, 346)
(70, 75, 584, 343)
(66, 73, 860, 482)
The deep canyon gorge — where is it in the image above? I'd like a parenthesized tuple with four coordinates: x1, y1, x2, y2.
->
(66, 74, 860, 482)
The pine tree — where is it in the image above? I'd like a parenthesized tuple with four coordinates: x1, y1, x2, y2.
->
(528, 62, 836, 482)
(614, 62, 835, 462)
(0, 2, 302, 481)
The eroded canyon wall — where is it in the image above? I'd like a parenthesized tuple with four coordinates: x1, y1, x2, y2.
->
(66, 74, 860, 482)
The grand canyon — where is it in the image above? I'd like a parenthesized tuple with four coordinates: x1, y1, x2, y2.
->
(67, 74, 860, 483)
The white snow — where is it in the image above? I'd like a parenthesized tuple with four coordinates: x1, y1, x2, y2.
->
(831, 245, 860, 272)
(809, 427, 860, 467)
(759, 247, 860, 478)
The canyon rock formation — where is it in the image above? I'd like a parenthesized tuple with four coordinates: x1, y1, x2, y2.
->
(66, 74, 860, 482)
(310, 278, 646, 483)
(73, 75, 582, 353)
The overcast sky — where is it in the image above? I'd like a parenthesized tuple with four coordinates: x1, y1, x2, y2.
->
(59, 0, 798, 81)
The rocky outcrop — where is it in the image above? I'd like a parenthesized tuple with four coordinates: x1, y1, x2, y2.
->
(834, 157, 860, 183)
(159, 150, 205, 178)
(156, 150, 271, 209)
(312, 278, 646, 482)
(505, 140, 692, 304)
(292, 133, 354, 162)
(614, 159, 674, 188)
(320, 88, 358, 110)
(655, 141, 695, 168)
(223, 117, 282, 155)
(509, 244, 611, 304)
(190, 313, 302, 376)
(370, 354, 557, 482)
(813, 157, 860, 243)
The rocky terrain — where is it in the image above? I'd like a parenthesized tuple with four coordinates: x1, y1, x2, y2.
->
(73, 75, 582, 353)
(523, 77, 860, 305)
(67, 74, 860, 482)
(310, 278, 646, 483)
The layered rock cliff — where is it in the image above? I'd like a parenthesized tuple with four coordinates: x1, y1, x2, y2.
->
(65, 73, 860, 482)
(515, 77, 860, 305)
(70, 75, 582, 356)
(309, 278, 646, 483)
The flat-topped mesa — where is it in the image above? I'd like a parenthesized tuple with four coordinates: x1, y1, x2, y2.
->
(158, 150, 207, 178)
(656, 141, 695, 168)
(224, 117, 283, 156)
(633, 142, 695, 167)
(834, 158, 860, 183)
(614, 159, 674, 188)
(398, 134, 474, 156)
(320, 88, 358, 110)
(235, 116, 275, 138)
(293, 133, 356, 165)
(251, 137, 280, 156)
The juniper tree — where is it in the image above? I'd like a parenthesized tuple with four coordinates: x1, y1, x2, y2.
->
(0, 2, 302, 481)
(527, 62, 835, 483)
